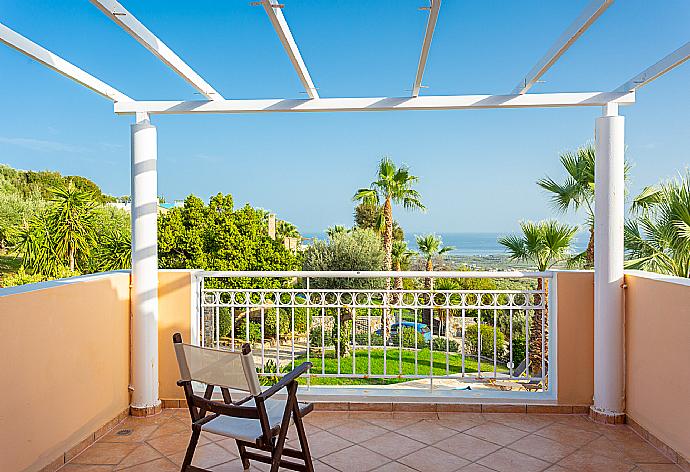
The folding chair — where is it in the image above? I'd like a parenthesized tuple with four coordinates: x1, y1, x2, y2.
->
(173, 333, 315, 472)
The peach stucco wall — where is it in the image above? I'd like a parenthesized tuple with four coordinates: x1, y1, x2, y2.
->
(555, 271, 595, 406)
(625, 271, 690, 461)
(0, 273, 131, 472)
(157, 270, 193, 401)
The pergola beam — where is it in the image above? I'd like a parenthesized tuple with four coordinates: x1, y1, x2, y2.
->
(616, 42, 690, 92)
(513, 0, 613, 94)
(0, 22, 131, 102)
(89, 0, 222, 100)
(412, 0, 442, 98)
(115, 91, 635, 115)
(261, 0, 319, 99)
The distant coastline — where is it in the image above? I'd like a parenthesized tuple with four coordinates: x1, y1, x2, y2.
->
(301, 231, 588, 257)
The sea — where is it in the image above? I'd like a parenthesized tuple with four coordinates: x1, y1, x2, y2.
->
(301, 231, 588, 257)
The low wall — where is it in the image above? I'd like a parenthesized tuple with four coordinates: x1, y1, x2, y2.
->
(625, 271, 690, 462)
(555, 271, 595, 406)
(157, 270, 194, 402)
(0, 272, 131, 472)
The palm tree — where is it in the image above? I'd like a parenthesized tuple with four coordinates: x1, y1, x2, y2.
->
(416, 234, 453, 326)
(353, 157, 425, 279)
(625, 172, 690, 278)
(13, 218, 63, 277)
(276, 220, 300, 240)
(538, 144, 630, 267)
(93, 230, 132, 271)
(46, 182, 98, 271)
(391, 240, 415, 293)
(325, 225, 350, 239)
(498, 220, 577, 376)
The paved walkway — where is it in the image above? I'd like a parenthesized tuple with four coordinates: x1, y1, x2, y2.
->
(59, 409, 680, 471)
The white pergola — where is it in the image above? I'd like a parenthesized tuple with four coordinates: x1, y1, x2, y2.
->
(2, 0, 688, 418)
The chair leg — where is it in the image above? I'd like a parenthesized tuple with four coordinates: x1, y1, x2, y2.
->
(270, 387, 295, 472)
(293, 405, 314, 472)
(181, 428, 201, 471)
(236, 440, 250, 470)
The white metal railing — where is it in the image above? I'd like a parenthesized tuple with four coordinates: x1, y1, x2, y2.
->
(196, 271, 553, 393)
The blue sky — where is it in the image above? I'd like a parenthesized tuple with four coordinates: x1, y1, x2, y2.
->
(1, 0, 688, 233)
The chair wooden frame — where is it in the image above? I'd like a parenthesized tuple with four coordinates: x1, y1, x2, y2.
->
(173, 333, 315, 472)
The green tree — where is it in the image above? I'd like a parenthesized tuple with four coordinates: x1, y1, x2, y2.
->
(391, 240, 415, 292)
(326, 225, 350, 239)
(45, 182, 98, 271)
(498, 220, 577, 374)
(302, 228, 385, 290)
(416, 234, 453, 327)
(158, 193, 300, 288)
(415, 234, 453, 287)
(353, 202, 404, 241)
(353, 157, 425, 283)
(13, 218, 63, 277)
(625, 172, 690, 278)
(538, 144, 630, 267)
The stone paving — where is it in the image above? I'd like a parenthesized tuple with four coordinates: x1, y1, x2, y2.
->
(59, 409, 682, 472)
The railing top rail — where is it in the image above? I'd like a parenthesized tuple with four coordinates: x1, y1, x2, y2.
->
(198, 270, 552, 279)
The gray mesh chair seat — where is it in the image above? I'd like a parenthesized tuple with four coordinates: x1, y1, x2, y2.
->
(201, 398, 312, 443)
(173, 333, 314, 472)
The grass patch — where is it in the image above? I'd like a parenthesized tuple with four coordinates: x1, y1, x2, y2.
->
(292, 348, 508, 385)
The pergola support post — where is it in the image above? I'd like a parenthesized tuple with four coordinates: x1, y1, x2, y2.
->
(591, 103, 626, 423)
(130, 113, 161, 416)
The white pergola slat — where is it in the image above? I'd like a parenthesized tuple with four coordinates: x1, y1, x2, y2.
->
(89, 0, 222, 100)
(0, 22, 131, 102)
(616, 42, 690, 92)
(261, 0, 319, 99)
(512, 0, 613, 95)
(412, 0, 442, 98)
(114, 92, 635, 115)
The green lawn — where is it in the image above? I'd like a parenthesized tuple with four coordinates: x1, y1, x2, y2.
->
(292, 348, 508, 385)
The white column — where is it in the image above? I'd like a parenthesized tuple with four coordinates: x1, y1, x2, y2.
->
(130, 113, 160, 411)
(592, 103, 625, 415)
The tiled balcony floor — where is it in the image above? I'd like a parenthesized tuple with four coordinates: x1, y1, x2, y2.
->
(60, 409, 681, 472)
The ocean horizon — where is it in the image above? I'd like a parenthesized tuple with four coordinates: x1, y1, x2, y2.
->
(301, 231, 588, 257)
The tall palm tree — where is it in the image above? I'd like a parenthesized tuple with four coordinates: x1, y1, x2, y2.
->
(498, 220, 577, 375)
(391, 240, 415, 292)
(46, 182, 97, 271)
(625, 172, 690, 278)
(325, 225, 350, 239)
(353, 157, 425, 280)
(416, 234, 453, 326)
(538, 144, 630, 267)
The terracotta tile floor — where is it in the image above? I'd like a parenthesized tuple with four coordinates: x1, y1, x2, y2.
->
(60, 409, 682, 472)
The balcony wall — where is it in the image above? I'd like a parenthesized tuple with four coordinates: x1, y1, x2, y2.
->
(0, 272, 131, 472)
(625, 271, 690, 462)
(2, 268, 687, 470)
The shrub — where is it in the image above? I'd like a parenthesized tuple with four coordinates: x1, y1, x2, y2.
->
(510, 335, 526, 366)
(464, 324, 505, 358)
(355, 332, 384, 346)
(390, 327, 426, 349)
(309, 326, 333, 348)
(302, 228, 385, 290)
(431, 336, 460, 353)
(1, 267, 45, 287)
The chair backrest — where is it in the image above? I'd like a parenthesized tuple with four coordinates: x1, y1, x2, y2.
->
(173, 333, 261, 396)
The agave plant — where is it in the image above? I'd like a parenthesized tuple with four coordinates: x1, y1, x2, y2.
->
(625, 172, 690, 278)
